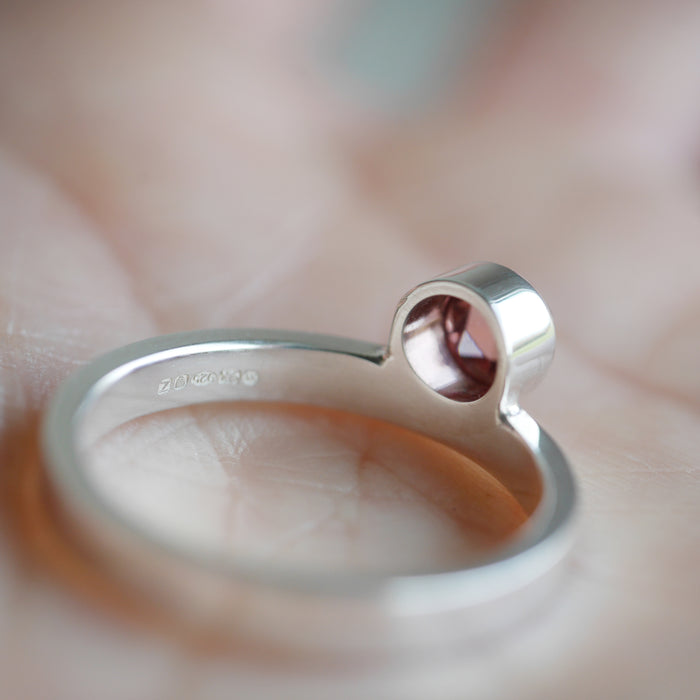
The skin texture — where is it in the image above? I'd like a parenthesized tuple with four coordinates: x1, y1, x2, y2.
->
(0, 1, 699, 698)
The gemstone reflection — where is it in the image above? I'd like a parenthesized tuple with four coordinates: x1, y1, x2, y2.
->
(403, 295, 497, 402)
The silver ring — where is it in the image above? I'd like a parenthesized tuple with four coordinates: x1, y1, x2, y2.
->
(42, 262, 576, 648)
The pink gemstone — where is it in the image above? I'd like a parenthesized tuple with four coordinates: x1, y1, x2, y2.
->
(442, 298, 497, 401)
(402, 295, 497, 402)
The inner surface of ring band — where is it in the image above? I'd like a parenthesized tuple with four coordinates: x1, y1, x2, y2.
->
(402, 296, 498, 402)
(73, 334, 542, 521)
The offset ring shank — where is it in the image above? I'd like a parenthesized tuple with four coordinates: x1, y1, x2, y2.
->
(42, 263, 576, 629)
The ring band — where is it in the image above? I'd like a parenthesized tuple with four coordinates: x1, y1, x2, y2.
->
(42, 262, 576, 646)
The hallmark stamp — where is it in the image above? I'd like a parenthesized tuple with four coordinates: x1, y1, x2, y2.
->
(173, 374, 189, 390)
(157, 368, 259, 396)
(191, 370, 217, 387)
(218, 369, 241, 385)
(242, 370, 259, 386)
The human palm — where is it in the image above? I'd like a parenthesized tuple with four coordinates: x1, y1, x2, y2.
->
(0, 3, 698, 698)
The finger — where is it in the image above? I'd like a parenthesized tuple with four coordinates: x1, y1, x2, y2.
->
(0, 152, 156, 399)
(0, 150, 179, 700)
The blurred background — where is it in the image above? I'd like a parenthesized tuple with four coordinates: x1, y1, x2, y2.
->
(1, 0, 698, 387)
(1, 1, 699, 699)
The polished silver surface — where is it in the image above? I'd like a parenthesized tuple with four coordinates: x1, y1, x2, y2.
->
(41, 262, 576, 645)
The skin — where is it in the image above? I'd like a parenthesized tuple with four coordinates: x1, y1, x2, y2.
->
(0, 1, 699, 698)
